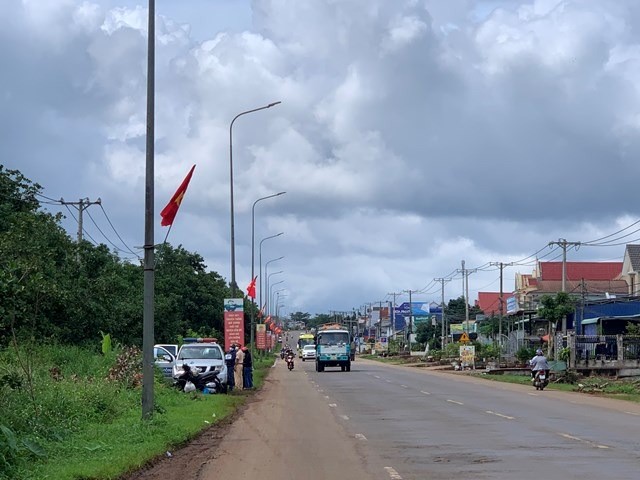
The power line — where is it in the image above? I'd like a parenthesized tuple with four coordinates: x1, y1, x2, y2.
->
(98, 204, 139, 257)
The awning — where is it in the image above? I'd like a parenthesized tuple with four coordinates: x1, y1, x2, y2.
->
(582, 315, 640, 325)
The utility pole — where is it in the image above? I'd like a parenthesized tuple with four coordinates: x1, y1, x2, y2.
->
(387, 292, 401, 340)
(489, 262, 513, 361)
(548, 238, 580, 334)
(403, 289, 419, 352)
(59, 197, 102, 243)
(457, 261, 478, 333)
(434, 278, 451, 347)
(548, 238, 581, 292)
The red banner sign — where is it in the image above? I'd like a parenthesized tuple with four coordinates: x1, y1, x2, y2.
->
(256, 324, 266, 350)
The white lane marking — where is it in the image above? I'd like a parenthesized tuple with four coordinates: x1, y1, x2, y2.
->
(485, 410, 515, 420)
(527, 393, 538, 396)
(447, 399, 464, 405)
(324, 395, 330, 399)
(558, 433, 610, 450)
(340, 415, 350, 420)
(625, 411, 640, 416)
(329, 403, 337, 407)
(318, 389, 324, 392)
(401, 385, 408, 389)
(355, 433, 367, 440)
(384, 467, 403, 479)
(374, 375, 381, 379)
(385, 379, 392, 383)
(420, 390, 431, 395)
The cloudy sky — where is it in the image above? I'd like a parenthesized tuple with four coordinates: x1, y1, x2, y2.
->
(4, 0, 640, 316)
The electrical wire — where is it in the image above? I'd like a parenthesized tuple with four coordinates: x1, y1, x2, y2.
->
(85, 208, 129, 254)
(98, 204, 139, 257)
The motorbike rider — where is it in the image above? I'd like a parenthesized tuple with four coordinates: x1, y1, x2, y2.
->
(285, 348, 295, 366)
(530, 348, 550, 381)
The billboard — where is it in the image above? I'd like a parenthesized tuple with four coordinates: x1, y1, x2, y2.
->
(394, 302, 430, 329)
(224, 298, 244, 351)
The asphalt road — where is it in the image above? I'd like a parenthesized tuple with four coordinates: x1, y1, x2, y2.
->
(199, 332, 640, 480)
(305, 357, 640, 480)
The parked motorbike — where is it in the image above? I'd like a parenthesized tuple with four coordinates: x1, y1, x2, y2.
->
(286, 354, 295, 371)
(533, 370, 549, 391)
(174, 364, 226, 394)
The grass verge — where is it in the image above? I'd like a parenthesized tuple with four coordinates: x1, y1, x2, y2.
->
(0, 345, 275, 480)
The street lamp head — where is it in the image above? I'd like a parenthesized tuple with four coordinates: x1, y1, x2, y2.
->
(268, 101, 282, 108)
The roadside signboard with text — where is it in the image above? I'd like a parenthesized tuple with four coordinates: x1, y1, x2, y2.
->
(224, 298, 244, 351)
(460, 345, 475, 367)
(256, 324, 266, 350)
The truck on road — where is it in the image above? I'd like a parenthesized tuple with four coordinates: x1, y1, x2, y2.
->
(315, 323, 351, 372)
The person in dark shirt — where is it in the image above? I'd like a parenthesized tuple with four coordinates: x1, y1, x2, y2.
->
(225, 345, 236, 392)
(242, 346, 253, 389)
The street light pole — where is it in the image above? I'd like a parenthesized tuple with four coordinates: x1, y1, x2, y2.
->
(229, 101, 281, 296)
(264, 258, 284, 314)
(142, 0, 155, 421)
(259, 233, 283, 314)
(250, 193, 285, 353)
(269, 281, 285, 317)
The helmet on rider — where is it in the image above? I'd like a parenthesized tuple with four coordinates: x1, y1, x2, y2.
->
(536, 349, 543, 355)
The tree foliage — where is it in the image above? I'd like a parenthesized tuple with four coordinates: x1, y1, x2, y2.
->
(0, 166, 237, 347)
(537, 292, 575, 324)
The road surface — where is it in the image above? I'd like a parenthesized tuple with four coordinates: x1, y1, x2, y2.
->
(200, 350, 640, 479)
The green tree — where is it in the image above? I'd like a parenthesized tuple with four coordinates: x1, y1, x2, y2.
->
(290, 311, 311, 326)
(537, 292, 575, 329)
(415, 320, 441, 349)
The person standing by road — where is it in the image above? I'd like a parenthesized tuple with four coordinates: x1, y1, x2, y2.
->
(234, 344, 245, 391)
(242, 346, 253, 389)
(225, 344, 236, 392)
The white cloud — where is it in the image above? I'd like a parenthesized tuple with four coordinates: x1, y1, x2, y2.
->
(5, 0, 640, 313)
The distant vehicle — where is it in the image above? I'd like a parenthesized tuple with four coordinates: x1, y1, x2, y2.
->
(316, 324, 351, 372)
(301, 344, 317, 361)
(173, 339, 227, 386)
(154, 345, 175, 378)
(297, 333, 315, 357)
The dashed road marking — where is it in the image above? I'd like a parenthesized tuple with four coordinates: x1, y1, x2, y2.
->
(318, 389, 324, 392)
(355, 433, 367, 440)
(527, 392, 538, 396)
(447, 399, 464, 405)
(385, 379, 392, 383)
(329, 403, 337, 407)
(485, 410, 514, 420)
(420, 390, 431, 395)
(625, 411, 640, 416)
(374, 375, 381, 379)
(558, 433, 610, 449)
(384, 467, 403, 479)
(401, 385, 408, 388)
(340, 415, 349, 420)
(324, 395, 330, 399)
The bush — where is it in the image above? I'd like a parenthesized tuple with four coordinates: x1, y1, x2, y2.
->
(516, 346, 536, 364)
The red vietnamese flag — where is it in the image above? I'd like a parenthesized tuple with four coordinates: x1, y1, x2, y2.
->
(246, 276, 257, 299)
(257, 304, 265, 318)
(265, 315, 272, 324)
(160, 165, 196, 227)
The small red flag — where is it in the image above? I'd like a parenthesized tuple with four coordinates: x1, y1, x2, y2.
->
(246, 276, 257, 299)
(257, 304, 265, 318)
(160, 165, 196, 227)
(265, 315, 272, 324)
